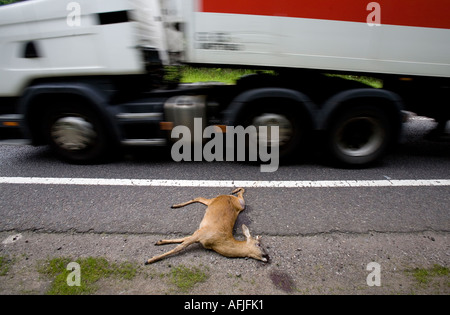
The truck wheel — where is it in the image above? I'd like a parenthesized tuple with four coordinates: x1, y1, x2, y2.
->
(241, 102, 308, 161)
(327, 105, 391, 166)
(44, 104, 110, 163)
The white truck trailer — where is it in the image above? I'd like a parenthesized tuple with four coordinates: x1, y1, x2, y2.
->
(0, 0, 449, 166)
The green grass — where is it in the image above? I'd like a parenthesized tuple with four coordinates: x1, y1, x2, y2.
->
(0, 256, 12, 276)
(0, 0, 19, 5)
(407, 264, 449, 285)
(167, 264, 209, 292)
(178, 66, 382, 88)
(180, 67, 260, 84)
(327, 74, 383, 88)
(37, 257, 138, 295)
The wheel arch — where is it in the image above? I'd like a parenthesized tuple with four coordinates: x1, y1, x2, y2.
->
(223, 87, 318, 128)
(318, 88, 404, 134)
(18, 83, 120, 146)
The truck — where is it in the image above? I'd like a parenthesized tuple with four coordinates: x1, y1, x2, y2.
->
(0, 0, 449, 167)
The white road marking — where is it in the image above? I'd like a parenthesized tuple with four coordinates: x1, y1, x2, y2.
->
(0, 177, 449, 188)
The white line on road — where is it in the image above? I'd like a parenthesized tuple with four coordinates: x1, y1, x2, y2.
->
(0, 177, 449, 188)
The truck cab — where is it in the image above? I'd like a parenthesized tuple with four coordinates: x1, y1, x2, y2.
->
(0, 0, 187, 161)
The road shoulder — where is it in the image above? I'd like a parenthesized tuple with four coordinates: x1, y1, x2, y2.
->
(1, 231, 449, 295)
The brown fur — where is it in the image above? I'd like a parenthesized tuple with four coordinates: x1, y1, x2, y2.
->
(145, 188, 269, 265)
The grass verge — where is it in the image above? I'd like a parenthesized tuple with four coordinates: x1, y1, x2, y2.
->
(0, 0, 19, 5)
(407, 264, 449, 285)
(179, 67, 259, 84)
(405, 264, 449, 294)
(37, 257, 138, 295)
(179, 66, 382, 88)
(167, 264, 209, 293)
(0, 256, 12, 276)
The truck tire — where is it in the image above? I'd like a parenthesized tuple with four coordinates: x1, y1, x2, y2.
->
(326, 105, 392, 167)
(44, 103, 111, 164)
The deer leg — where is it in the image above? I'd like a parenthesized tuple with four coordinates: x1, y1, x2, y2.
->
(155, 237, 189, 246)
(171, 197, 212, 209)
(145, 234, 199, 265)
(232, 188, 245, 196)
(231, 188, 246, 211)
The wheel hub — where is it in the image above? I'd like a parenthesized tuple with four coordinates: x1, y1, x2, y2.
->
(336, 116, 384, 157)
(252, 113, 293, 147)
(50, 117, 97, 151)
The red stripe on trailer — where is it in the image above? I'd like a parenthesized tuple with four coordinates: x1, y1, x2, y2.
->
(200, 0, 450, 30)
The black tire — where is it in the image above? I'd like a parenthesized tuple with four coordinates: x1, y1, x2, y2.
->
(44, 102, 112, 164)
(327, 105, 392, 167)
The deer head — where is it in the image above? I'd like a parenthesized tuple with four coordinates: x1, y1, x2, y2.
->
(242, 224, 270, 262)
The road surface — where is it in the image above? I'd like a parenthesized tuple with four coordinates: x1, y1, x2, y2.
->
(0, 116, 449, 295)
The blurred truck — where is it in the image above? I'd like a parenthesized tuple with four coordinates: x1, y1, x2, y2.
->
(0, 0, 449, 166)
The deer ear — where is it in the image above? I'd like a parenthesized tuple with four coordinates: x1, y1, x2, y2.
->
(242, 224, 252, 239)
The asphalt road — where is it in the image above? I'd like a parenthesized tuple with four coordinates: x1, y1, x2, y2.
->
(0, 116, 449, 237)
(0, 116, 449, 295)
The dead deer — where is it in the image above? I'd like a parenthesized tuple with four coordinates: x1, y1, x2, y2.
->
(145, 188, 269, 265)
